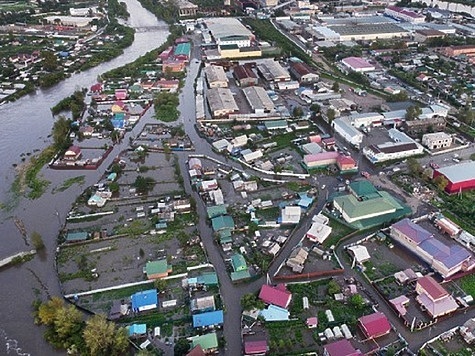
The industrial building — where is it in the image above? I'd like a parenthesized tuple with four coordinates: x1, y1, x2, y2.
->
(289, 61, 319, 83)
(204, 65, 228, 88)
(233, 65, 259, 87)
(433, 161, 475, 194)
(384, 6, 425, 23)
(341, 57, 375, 73)
(363, 129, 423, 163)
(256, 59, 291, 83)
(331, 118, 364, 148)
(207, 87, 239, 117)
(242, 86, 275, 114)
(204, 18, 254, 47)
(329, 23, 408, 41)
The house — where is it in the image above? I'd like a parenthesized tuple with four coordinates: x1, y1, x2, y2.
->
(286, 247, 309, 273)
(114, 89, 127, 100)
(422, 132, 452, 150)
(211, 215, 235, 232)
(303, 151, 340, 170)
(324, 339, 362, 356)
(64, 145, 82, 161)
(306, 317, 318, 328)
(207, 205, 227, 219)
(231, 254, 247, 272)
(131, 289, 158, 312)
(389, 295, 410, 317)
(258, 284, 292, 309)
(415, 275, 458, 318)
(460, 318, 475, 344)
(281, 206, 302, 224)
(306, 222, 332, 244)
(259, 304, 290, 321)
(336, 155, 358, 173)
(347, 245, 371, 264)
(192, 310, 224, 328)
(191, 332, 218, 354)
(187, 272, 219, 288)
(191, 296, 216, 313)
(244, 339, 268, 355)
(187, 345, 206, 356)
(357, 312, 391, 339)
(341, 57, 375, 73)
(144, 259, 172, 280)
(128, 324, 147, 338)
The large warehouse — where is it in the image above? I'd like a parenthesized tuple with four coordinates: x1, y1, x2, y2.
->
(207, 88, 239, 117)
(433, 161, 475, 194)
(204, 18, 254, 48)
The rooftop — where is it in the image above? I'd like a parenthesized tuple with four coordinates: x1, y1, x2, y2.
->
(204, 17, 253, 41)
(417, 275, 448, 300)
(258, 284, 292, 309)
(191, 332, 218, 350)
(358, 312, 391, 339)
(436, 161, 475, 184)
(192, 310, 224, 328)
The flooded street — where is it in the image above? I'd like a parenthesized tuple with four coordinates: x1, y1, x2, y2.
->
(0, 1, 170, 354)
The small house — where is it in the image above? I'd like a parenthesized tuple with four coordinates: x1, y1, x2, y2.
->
(131, 289, 158, 312)
(144, 259, 172, 280)
(64, 145, 82, 161)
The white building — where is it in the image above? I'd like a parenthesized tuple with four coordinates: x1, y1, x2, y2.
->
(332, 118, 364, 148)
(363, 129, 424, 163)
(349, 112, 384, 128)
(422, 132, 452, 150)
(281, 206, 302, 224)
(384, 6, 425, 24)
(241, 149, 263, 163)
(306, 222, 332, 244)
(204, 18, 254, 47)
(242, 86, 275, 114)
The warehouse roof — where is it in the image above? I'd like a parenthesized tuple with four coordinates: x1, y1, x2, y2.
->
(334, 194, 398, 220)
(204, 65, 228, 84)
(436, 161, 475, 184)
(207, 87, 239, 114)
(242, 86, 275, 112)
(256, 59, 290, 82)
(331, 23, 407, 36)
(204, 17, 253, 41)
(233, 65, 257, 80)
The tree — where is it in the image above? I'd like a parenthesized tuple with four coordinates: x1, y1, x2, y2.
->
(53, 305, 83, 340)
(133, 175, 155, 194)
(331, 81, 340, 92)
(405, 105, 422, 121)
(41, 51, 58, 72)
(326, 108, 336, 122)
(109, 182, 119, 193)
(240, 293, 265, 311)
(434, 175, 449, 191)
(110, 163, 123, 174)
(310, 103, 321, 113)
(459, 106, 475, 126)
(52, 115, 71, 151)
(174, 338, 191, 356)
(349, 294, 366, 310)
(407, 157, 422, 176)
(327, 280, 341, 295)
(31, 231, 45, 250)
(292, 106, 304, 118)
(37, 297, 65, 325)
(83, 314, 128, 356)
(154, 278, 168, 292)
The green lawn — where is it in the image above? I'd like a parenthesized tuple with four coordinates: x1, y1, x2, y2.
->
(92, 283, 154, 302)
(459, 274, 475, 299)
(323, 215, 355, 248)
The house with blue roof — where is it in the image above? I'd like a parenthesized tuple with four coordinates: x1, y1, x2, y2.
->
(128, 323, 147, 337)
(131, 289, 158, 312)
(259, 305, 290, 321)
(192, 310, 224, 328)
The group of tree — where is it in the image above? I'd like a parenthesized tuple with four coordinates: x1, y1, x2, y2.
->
(34, 297, 128, 355)
(459, 105, 475, 126)
(405, 105, 422, 121)
(51, 90, 86, 119)
(133, 175, 155, 194)
(240, 293, 265, 311)
(154, 92, 180, 122)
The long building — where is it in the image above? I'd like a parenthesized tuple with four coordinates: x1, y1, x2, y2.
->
(433, 161, 475, 194)
(204, 65, 228, 88)
(332, 118, 364, 148)
(242, 86, 275, 114)
(204, 18, 254, 48)
(363, 129, 423, 163)
(384, 6, 425, 24)
(256, 59, 291, 83)
(390, 218, 474, 278)
(329, 23, 408, 42)
(207, 87, 239, 117)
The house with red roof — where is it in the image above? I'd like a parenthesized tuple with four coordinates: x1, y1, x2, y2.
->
(90, 83, 102, 93)
(324, 339, 362, 356)
(415, 275, 458, 318)
(114, 89, 127, 101)
(244, 340, 268, 355)
(258, 284, 292, 309)
(336, 155, 358, 173)
(357, 312, 391, 339)
(64, 145, 82, 161)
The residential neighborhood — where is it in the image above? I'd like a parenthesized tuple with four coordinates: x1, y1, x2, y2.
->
(2, 0, 475, 355)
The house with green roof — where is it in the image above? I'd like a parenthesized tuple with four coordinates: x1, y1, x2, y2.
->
(264, 120, 288, 131)
(207, 205, 228, 219)
(144, 259, 172, 280)
(231, 254, 247, 272)
(191, 332, 218, 353)
(211, 215, 235, 232)
(332, 180, 411, 229)
(65, 231, 88, 243)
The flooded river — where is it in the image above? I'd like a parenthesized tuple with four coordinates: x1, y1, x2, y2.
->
(0, 0, 169, 354)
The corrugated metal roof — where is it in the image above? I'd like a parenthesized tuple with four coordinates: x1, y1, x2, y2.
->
(437, 161, 475, 184)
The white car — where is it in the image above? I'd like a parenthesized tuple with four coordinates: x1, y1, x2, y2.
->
(321, 185, 326, 190)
